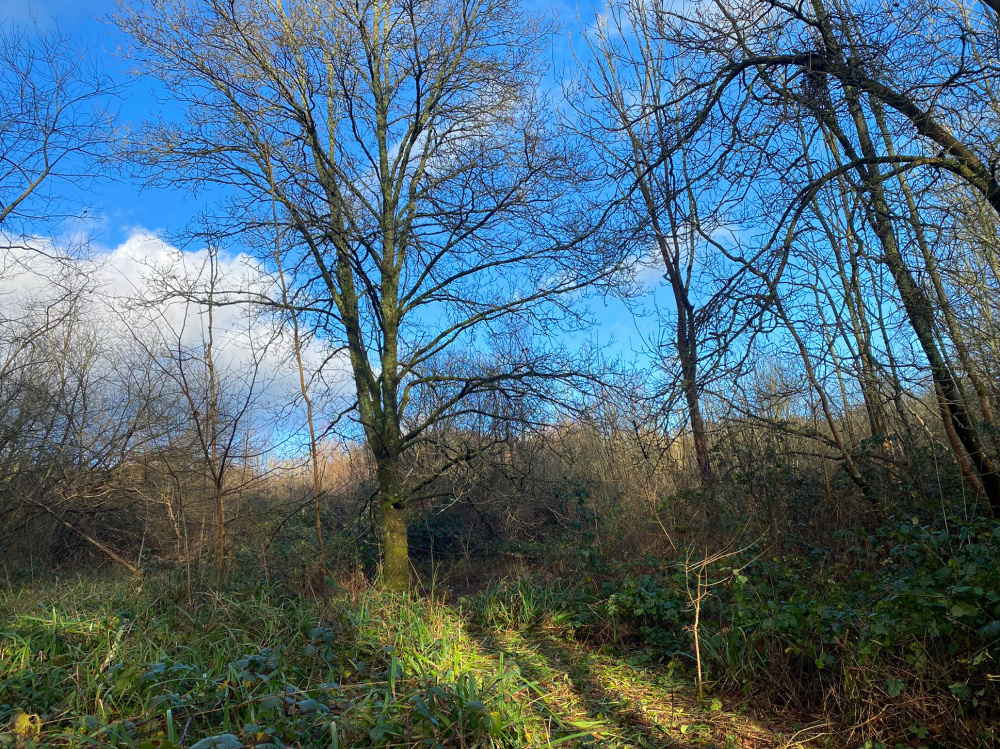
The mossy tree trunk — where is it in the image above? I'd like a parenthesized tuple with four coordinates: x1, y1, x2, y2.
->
(376, 459, 409, 591)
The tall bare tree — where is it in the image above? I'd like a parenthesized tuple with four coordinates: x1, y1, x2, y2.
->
(128, 246, 279, 584)
(117, 0, 619, 588)
(567, 0, 755, 488)
(609, 0, 1000, 514)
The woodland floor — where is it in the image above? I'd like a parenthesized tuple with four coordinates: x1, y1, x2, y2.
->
(0, 572, 864, 749)
(468, 625, 828, 749)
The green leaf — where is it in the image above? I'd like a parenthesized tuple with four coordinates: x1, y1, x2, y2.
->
(885, 678, 905, 698)
(908, 724, 929, 739)
(949, 683, 972, 699)
(189, 734, 242, 749)
(258, 694, 282, 716)
(950, 602, 976, 618)
(549, 731, 597, 746)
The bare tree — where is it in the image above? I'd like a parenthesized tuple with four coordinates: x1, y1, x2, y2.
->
(603, 0, 1000, 515)
(0, 24, 120, 557)
(127, 246, 281, 584)
(0, 21, 115, 237)
(566, 0, 757, 488)
(117, 0, 622, 588)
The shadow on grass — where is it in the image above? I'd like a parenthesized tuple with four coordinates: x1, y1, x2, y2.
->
(469, 625, 731, 748)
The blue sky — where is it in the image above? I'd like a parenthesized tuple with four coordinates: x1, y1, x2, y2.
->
(3, 0, 595, 246)
(2, 0, 215, 244)
(1, 0, 670, 364)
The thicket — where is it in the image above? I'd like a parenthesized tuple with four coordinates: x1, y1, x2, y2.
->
(5, 405, 999, 746)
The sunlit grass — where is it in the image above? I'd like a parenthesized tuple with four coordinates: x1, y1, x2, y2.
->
(9, 566, 966, 748)
(0, 573, 530, 748)
(464, 603, 815, 748)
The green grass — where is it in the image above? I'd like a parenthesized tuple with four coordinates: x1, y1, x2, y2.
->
(461, 580, 822, 749)
(23, 537, 995, 749)
(0, 571, 816, 749)
(0, 573, 530, 748)
(456, 517, 1000, 749)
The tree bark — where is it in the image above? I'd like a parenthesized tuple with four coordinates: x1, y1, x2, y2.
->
(677, 304, 712, 486)
(376, 459, 409, 591)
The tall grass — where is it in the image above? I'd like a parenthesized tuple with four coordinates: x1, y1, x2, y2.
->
(0, 573, 531, 748)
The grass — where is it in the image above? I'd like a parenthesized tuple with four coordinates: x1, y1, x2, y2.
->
(461, 581, 825, 749)
(9, 522, 995, 749)
(0, 572, 529, 748)
(455, 519, 1000, 749)
(469, 626, 823, 748)
(0, 570, 819, 749)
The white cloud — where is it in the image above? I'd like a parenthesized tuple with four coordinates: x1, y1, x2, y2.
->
(0, 229, 354, 444)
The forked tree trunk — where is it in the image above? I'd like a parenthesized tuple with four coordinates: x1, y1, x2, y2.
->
(655, 229, 712, 489)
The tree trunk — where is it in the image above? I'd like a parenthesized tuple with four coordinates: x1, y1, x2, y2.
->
(870, 98, 1000, 456)
(678, 311, 712, 486)
(842, 86, 1000, 515)
(654, 228, 712, 488)
(808, 0, 1000, 515)
(376, 459, 409, 591)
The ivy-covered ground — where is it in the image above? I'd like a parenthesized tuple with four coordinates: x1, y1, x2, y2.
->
(0, 573, 807, 749)
(1, 516, 997, 748)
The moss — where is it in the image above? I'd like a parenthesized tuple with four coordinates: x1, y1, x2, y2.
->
(379, 499, 409, 591)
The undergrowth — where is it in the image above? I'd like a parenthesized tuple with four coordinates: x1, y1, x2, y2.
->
(462, 516, 1000, 748)
(2, 515, 997, 748)
(0, 574, 530, 748)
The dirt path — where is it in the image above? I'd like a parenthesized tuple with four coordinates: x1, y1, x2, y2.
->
(470, 626, 829, 749)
